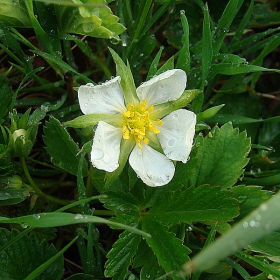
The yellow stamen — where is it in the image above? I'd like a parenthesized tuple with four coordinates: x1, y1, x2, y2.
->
(122, 99, 163, 149)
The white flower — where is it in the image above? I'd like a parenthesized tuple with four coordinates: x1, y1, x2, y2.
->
(78, 69, 196, 187)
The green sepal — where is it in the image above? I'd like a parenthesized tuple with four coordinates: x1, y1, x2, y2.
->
(9, 125, 39, 157)
(64, 113, 124, 128)
(109, 48, 139, 106)
(105, 138, 135, 189)
(197, 104, 225, 122)
(150, 89, 201, 120)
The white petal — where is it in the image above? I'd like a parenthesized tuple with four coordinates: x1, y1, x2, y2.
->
(157, 109, 196, 163)
(136, 69, 187, 106)
(78, 77, 126, 115)
(91, 121, 123, 172)
(129, 144, 175, 187)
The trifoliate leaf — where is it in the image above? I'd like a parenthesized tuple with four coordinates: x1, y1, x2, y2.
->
(142, 217, 191, 280)
(133, 240, 166, 280)
(148, 185, 239, 224)
(101, 190, 140, 227)
(101, 190, 139, 212)
(189, 122, 251, 189)
(0, 229, 63, 280)
(43, 117, 88, 176)
(105, 230, 141, 280)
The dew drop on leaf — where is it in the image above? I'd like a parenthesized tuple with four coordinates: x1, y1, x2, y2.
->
(74, 214, 84, 220)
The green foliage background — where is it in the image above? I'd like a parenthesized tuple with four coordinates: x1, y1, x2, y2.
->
(0, 0, 280, 279)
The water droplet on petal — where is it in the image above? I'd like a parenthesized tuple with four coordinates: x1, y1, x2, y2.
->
(103, 153, 111, 163)
(173, 112, 179, 118)
(175, 128, 181, 134)
(91, 148, 104, 160)
(167, 138, 176, 147)
(95, 135, 101, 143)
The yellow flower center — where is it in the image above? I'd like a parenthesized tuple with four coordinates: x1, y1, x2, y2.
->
(122, 100, 163, 149)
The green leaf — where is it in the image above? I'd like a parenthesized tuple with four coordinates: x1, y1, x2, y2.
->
(181, 191, 280, 275)
(0, 0, 31, 27)
(0, 188, 30, 206)
(249, 231, 280, 259)
(43, 117, 88, 176)
(102, 190, 139, 213)
(231, 185, 272, 220)
(148, 186, 239, 224)
(24, 236, 77, 280)
(55, 0, 125, 40)
(0, 229, 63, 280)
(189, 122, 251, 189)
(133, 240, 166, 280)
(142, 217, 191, 280)
(0, 76, 12, 122)
(25, 0, 55, 55)
(105, 230, 141, 279)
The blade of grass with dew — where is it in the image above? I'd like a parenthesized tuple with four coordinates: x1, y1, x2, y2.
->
(0, 195, 108, 254)
(230, 0, 254, 47)
(201, 3, 212, 90)
(140, 0, 175, 38)
(235, 251, 280, 278)
(125, 0, 153, 59)
(0, 212, 151, 237)
(32, 49, 92, 82)
(212, 0, 244, 56)
(176, 11, 190, 74)
(147, 46, 164, 80)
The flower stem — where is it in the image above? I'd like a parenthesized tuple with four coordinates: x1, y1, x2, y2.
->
(20, 157, 68, 205)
